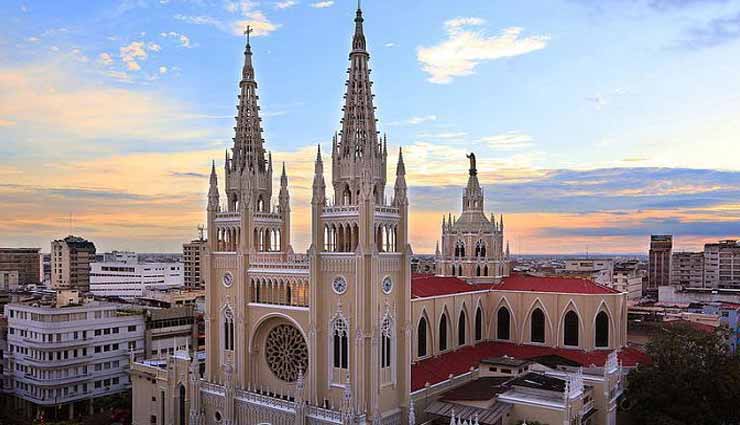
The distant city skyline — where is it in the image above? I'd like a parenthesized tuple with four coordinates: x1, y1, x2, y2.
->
(1, 0, 739, 254)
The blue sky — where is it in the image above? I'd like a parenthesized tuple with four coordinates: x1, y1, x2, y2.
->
(1, 0, 739, 254)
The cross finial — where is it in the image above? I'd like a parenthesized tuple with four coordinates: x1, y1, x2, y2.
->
(244, 25, 252, 45)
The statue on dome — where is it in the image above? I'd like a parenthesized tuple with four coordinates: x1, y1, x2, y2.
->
(466, 152, 477, 176)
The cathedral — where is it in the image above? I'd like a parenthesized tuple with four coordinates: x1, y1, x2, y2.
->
(131, 6, 646, 425)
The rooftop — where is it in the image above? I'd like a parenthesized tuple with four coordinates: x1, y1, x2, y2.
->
(510, 372, 566, 393)
(440, 376, 510, 402)
(411, 341, 649, 391)
(411, 273, 619, 300)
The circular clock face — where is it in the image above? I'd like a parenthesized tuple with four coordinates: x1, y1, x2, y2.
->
(223, 272, 233, 288)
(382, 276, 393, 294)
(332, 276, 347, 295)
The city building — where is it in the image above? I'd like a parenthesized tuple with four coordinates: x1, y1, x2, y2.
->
(3, 294, 144, 421)
(51, 236, 96, 291)
(130, 7, 639, 425)
(613, 262, 643, 301)
(670, 251, 704, 288)
(183, 236, 207, 289)
(0, 248, 41, 286)
(89, 261, 183, 299)
(703, 239, 740, 289)
(0, 271, 19, 291)
(564, 259, 614, 287)
(101, 250, 138, 264)
(648, 235, 672, 294)
(143, 305, 200, 359)
(436, 154, 510, 282)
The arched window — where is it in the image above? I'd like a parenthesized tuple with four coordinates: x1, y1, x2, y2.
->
(475, 240, 486, 257)
(380, 316, 392, 369)
(531, 308, 545, 343)
(475, 307, 483, 341)
(286, 284, 292, 306)
(454, 240, 465, 258)
(563, 311, 579, 347)
(342, 185, 351, 205)
(439, 313, 448, 352)
(451, 265, 456, 277)
(417, 317, 428, 357)
(476, 265, 481, 276)
(484, 265, 489, 276)
(178, 384, 186, 425)
(223, 308, 234, 351)
(497, 307, 510, 340)
(332, 317, 349, 369)
(595, 311, 610, 348)
(458, 310, 467, 346)
(257, 196, 265, 212)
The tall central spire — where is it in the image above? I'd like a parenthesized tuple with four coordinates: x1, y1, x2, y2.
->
(337, 3, 380, 162)
(232, 26, 266, 173)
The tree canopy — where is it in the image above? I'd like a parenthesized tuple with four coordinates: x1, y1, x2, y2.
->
(625, 322, 740, 425)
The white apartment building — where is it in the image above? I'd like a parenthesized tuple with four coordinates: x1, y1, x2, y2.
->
(613, 262, 644, 301)
(3, 298, 144, 421)
(101, 250, 138, 264)
(90, 262, 184, 299)
(704, 240, 740, 289)
(564, 259, 615, 286)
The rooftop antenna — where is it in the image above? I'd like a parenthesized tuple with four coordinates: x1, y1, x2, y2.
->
(197, 225, 205, 241)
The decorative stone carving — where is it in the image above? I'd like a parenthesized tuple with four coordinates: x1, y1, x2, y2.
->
(265, 324, 309, 382)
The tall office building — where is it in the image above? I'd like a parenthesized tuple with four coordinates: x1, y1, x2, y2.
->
(0, 248, 41, 286)
(704, 240, 740, 289)
(670, 251, 705, 288)
(51, 236, 96, 291)
(648, 234, 672, 294)
(183, 236, 206, 289)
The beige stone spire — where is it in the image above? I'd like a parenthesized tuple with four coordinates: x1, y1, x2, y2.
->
(232, 26, 267, 174)
(332, 3, 386, 204)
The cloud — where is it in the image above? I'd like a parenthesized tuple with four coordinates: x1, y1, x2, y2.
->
(275, 0, 297, 9)
(679, 12, 740, 49)
(160, 31, 192, 48)
(417, 18, 549, 84)
(170, 171, 208, 178)
(417, 131, 468, 141)
(175, 7, 280, 37)
(384, 42, 397, 48)
(26, 36, 40, 43)
(97, 52, 115, 66)
(119, 41, 159, 71)
(480, 131, 534, 150)
(310, 0, 333, 8)
(159, 66, 168, 74)
(0, 61, 221, 146)
(387, 115, 437, 126)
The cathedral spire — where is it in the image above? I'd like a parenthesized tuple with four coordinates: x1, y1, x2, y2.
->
(232, 25, 266, 173)
(208, 160, 220, 210)
(352, 2, 366, 52)
(393, 147, 407, 206)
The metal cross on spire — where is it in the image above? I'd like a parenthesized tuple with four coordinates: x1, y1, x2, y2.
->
(244, 25, 252, 45)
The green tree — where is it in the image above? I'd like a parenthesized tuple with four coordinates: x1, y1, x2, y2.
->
(624, 322, 740, 425)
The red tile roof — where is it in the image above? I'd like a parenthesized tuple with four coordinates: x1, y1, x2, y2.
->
(411, 273, 619, 299)
(411, 274, 494, 298)
(411, 341, 650, 391)
(494, 273, 620, 295)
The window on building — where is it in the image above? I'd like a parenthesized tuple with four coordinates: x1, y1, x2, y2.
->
(380, 316, 392, 369)
(563, 311, 579, 347)
(531, 308, 545, 343)
(497, 307, 510, 340)
(439, 313, 449, 351)
(458, 310, 467, 346)
(223, 308, 234, 351)
(595, 311, 610, 348)
(417, 317, 428, 358)
(128, 325, 137, 332)
(475, 307, 483, 341)
(332, 317, 349, 369)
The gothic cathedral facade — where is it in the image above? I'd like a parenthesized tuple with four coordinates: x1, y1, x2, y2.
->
(199, 5, 411, 425)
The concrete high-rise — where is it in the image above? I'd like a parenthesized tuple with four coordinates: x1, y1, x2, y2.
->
(670, 251, 704, 288)
(183, 236, 206, 289)
(51, 236, 96, 291)
(648, 234, 672, 294)
(0, 248, 41, 286)
(704, 240, 740, 289)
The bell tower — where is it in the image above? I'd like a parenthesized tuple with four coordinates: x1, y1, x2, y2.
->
(308, 5, 412, 424)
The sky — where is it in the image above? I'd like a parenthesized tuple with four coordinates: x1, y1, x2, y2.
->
(1, 0, 740, 255)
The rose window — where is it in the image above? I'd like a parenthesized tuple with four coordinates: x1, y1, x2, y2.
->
(265, 324, 309, 382)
